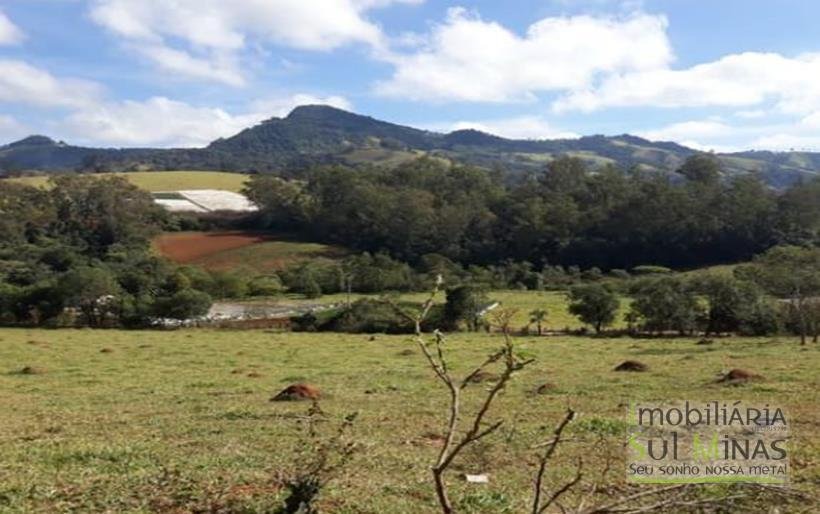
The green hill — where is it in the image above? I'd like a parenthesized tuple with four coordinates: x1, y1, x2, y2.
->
(2, 105, 819, 188)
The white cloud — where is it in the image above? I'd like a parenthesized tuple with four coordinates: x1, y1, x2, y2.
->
(376, 9, 671, 102)
(59, 94, 353, 147)
(133, 44, 245, 87)
(442, 116, 578, 140)
(90, 0, 421, 86)
(555, 52, 820, 114)
(0, 114, 27, 141)
(639, 120, 731, 142)
(638, 120, 738, 151)
(0, 10, 23, 45)
(59, 97, 259, 147)
(637, 115, 820, 153)
(735, 110, 767, 120)
(0, 52, 350, 147)
(0, 59, 101, 108)
(749, 133, 820, 152)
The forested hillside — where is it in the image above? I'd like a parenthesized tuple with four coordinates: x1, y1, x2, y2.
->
(2, 106, 819, 188)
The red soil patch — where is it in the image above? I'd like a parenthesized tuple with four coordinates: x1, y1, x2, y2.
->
(534, 382, 558, 394)
(467, 371, 500, 384)
(18, 366, 46, 375)
(417, 431, 447, 447)
(270, 383, 321, 402)
(154, 231, 274, 264)
(614, 360, 648, 372)
(717, 369, 764, 384)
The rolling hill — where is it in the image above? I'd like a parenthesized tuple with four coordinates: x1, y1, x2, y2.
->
(2, 105, 819, 188)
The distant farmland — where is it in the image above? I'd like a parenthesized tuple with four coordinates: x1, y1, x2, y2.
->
(9, 171, 249, 193)
(154, 231, 347, 272)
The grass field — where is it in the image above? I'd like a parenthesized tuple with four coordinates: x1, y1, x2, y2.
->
(9, 171, 250, 193)
(2, 325, 817, 513)
(154, 231, 347, 272)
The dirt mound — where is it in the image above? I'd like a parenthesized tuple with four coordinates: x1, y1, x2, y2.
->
(246, 371, 262, 378)
(100, 348, 113, 353)
(397, 349, 415, 357)
(467, 371, 500, 384)
(614, 360, 648, 372)
(18, 366, 45, 375)
(27, 340, 49, 346)
(717, 369, 764, 384)
(418, 432, 446, 447)
(271, 383, 321, 402)
(534, 382, 558, 394)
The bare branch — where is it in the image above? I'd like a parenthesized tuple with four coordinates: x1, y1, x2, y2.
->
(401, 280, 534, 514)
(532, 408, 577, 514)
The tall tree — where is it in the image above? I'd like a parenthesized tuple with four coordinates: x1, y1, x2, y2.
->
(567, 284, 619, 334)
(738, 245, 820, 344)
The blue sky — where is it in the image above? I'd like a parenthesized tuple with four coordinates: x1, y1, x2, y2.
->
(1, 0, 820, 151)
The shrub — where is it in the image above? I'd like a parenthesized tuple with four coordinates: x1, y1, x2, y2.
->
(153, 289, 212, 320)
(209, 271, 249, 299)
(629, 277, 703, 335)
(631, 265, 673, 275)
(581, 267, 603, 281)
(444, 285, 489, 331)
(177, 266, 216, 294)
(343, 252, 414, 293)
(567, 284, 620, 334)
(321, 299, 413, 333)
(248, 275, 285, 297)
(281, 260, 342, 295)
(57, 266, 122, 327)
(608, 269, 631, 280)
(0, 282, 21, 323)
(302, 278, 323, 299)
(738, 300, 781, 336)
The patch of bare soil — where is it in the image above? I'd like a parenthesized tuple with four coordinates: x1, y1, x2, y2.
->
(614, 360, 648, 372)
(467, 371, 500, 384)
(534, 382, 558, 394)
(18, 366, 46, 375)
(717, 368, 764, 384)
(154, 231, 274, 264)
(271, 383, 321, 401)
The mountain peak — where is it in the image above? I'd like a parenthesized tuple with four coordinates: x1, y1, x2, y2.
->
(7, 135, 58, 148)
(444, 129, 505, 146)
(286, 104, 356, 120)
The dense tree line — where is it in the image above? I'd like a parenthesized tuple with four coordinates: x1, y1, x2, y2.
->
(246, 155, 820, 270)
(0, 177, 222, 327)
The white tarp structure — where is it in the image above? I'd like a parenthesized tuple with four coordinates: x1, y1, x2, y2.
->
(154, 198, 208, 212)
(153, 189, 258, 213)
